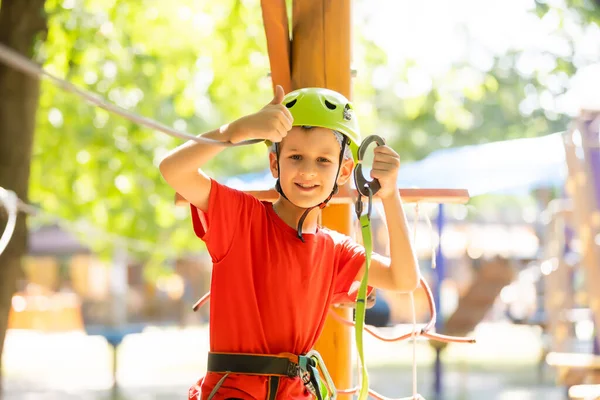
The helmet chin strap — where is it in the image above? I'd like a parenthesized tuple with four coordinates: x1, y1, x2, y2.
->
(274, 137, 349, 242)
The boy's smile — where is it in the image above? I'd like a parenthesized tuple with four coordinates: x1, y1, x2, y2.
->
(294, 181, 319, 191)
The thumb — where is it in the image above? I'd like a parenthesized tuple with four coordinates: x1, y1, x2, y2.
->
(270, 85, 285, 105)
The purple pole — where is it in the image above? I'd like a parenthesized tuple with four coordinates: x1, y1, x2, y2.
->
(433, 204, 445, 398)
(581, 114, 600, 355)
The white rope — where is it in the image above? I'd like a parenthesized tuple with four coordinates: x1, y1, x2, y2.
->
(0, 187, 18, 257)
(0, 43, 261, 147)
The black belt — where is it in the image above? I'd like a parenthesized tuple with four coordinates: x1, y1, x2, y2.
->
(207, 352, 323, 400)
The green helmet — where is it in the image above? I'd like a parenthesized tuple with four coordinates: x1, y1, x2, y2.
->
(269, 87, 361, 160)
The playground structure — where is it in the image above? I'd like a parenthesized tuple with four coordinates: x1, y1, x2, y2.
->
(541, 110, 600, 399)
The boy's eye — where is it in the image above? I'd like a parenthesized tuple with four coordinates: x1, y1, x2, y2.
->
(290, 154, 302, 160)
(318, 157, 331, 163)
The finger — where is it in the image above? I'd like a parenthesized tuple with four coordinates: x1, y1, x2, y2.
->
(270, 85, 285, 105)
(370, 168, 394, 179)
(373, 154, 401, 166)
(284, 108, 294, 125)
(277, 104, 294, 125)
(280, 113, 293, 131)
(370, 169, 386, 180)
(373, 145, 397, 156)
(274, 118, 288, 139)
(266, 118, 286, 143)
(373, 150, 399, 160)
(370, 169, 395, 181)
(268, 131, 284, 143)
(371, 161, 399, 174)
(278, 124, 288, 139)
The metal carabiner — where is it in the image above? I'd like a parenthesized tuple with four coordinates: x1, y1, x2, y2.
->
(353, 134, 386, 198)
(306, 350, 337, 400)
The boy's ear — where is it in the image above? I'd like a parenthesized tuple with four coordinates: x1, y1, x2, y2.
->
(269, 152, 279, 178)
(336, 158, 354, 186)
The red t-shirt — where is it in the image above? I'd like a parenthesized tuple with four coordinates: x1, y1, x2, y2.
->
(187, 179, 368, 400)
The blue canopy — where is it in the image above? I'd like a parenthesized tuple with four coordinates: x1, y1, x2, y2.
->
(395, 132, 567, 196)
(224, 132, 567, 197)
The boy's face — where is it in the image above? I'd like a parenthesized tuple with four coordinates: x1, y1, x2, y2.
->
(269, 126, 354, 208)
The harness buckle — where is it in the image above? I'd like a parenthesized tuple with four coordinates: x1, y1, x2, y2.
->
(286, 362, 300, 378)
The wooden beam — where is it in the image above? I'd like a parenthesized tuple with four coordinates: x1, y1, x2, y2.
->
(175, 188, 471, 207)
(260, 0, 292, 93)
(547, 352, 600, 369)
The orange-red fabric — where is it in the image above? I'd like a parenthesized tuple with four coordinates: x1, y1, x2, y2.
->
(187, 179, 369, 400)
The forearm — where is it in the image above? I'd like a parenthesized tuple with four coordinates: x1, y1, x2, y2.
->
(381, 192, 420, 292)
(159, 125, 232, 178)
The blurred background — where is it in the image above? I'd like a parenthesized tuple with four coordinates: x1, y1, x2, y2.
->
(1, 0, 600, 399)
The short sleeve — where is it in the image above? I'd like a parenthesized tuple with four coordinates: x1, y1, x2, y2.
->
(332, 235, 374, 304)
(190, 178, 258, 262)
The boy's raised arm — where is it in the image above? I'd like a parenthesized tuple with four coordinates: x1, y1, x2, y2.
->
(159, 127, 234, 212)
(158, 86, 292, 212)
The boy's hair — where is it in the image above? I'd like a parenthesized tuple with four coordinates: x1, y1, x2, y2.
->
(269, 127, 353, 160)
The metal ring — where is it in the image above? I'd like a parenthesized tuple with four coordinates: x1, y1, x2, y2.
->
(353, 135, 386, 197)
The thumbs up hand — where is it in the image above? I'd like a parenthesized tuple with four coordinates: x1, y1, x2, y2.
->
(227, 85, 294, 144)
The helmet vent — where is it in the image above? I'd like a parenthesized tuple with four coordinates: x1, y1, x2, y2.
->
(343, 103, 353, 120)
(285, 99, 297, 108)
(324, 100, 337, 110)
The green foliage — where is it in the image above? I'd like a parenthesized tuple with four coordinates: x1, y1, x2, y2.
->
(31, 0, 272, 264)
(27, 0, 599, 271)
(353, 1, 599, 163)
(535, 0, 600, 24)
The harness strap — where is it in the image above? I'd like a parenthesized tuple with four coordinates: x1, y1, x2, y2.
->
(354, 213, 373, 400)
(208, 352, 302, 377)
(206, 352, 325, 400)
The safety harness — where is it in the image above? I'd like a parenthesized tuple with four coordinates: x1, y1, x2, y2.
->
(205, 351, 335, 400)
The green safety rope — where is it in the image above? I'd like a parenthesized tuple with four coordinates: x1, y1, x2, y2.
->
(352, 134, 385, 400)
(351, 134, 385, 400)
(355, 211, 373, 400)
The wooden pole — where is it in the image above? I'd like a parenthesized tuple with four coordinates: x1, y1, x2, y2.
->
(289, 0, 354, 395)
(260, 0, 292, 94)
(318, 205, 354, 397)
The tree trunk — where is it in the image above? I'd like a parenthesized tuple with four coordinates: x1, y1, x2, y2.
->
(0, 0, 47, 394)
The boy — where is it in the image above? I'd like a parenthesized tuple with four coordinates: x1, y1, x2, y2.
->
(159, 86, 419, 400)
